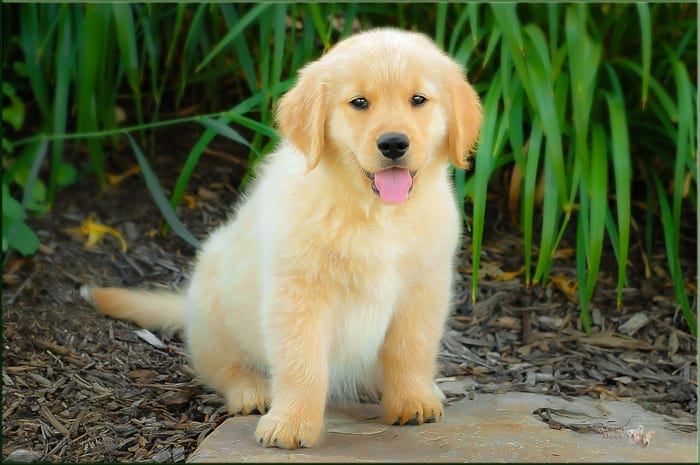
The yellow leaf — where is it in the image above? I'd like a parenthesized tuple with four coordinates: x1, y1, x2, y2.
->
(80, 213, 128, 253)
(550, 274, 578, 303)
(107, 166, 141, 186)
(493, 266, 525, 281)
(182, 194, 197, 209)
(552, 248, 575, 259)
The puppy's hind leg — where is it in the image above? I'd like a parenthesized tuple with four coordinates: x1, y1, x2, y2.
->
(190, 342, 270, 416)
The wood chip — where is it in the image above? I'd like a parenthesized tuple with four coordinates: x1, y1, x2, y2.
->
(618, 312, 650, 335)
(134, 329, 169, 350)
(40, 406, 70, 438)
(579, 333, 653, 351)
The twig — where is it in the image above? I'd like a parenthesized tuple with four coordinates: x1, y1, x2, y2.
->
(8, 269, 38, 305)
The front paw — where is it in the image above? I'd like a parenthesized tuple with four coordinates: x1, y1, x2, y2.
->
(383, 392, 444, 426)
(254, 410, 323, 449)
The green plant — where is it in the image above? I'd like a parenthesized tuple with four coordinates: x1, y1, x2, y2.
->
(3, 3, 696, 335)
(443, 3, 696, 335)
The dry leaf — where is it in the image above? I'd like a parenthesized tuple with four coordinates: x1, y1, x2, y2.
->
(107, 166, 141, 185)
(64, 213, 128, 253)
(618, 312, 650, 336)
(134, 329, 168, 350)
(668, 331, 679, 356)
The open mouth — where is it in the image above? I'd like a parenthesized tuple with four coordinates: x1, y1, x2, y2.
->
(364, 167, 417, 204)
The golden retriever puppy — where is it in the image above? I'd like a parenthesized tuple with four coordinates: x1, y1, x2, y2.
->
(82, 28, 482, 449)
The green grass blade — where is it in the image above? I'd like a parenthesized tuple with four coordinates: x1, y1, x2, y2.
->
(652, 172, 697, 336)
(606, 93, 632, 307)
(169, 128, 215, 216)
(224, 114, 278, 141)
(219, 4, 258, 94)
(532, 148, 562, 285)
(672, 60, 693, 242)
(18, 5, 50, 118)
(636, 3, 651, 109)
(524, 27, 568, 214)
(342, 5, 359, 37)
(165, 5, 186, 67)
(615, 59, 678, 121)
(482, 28, 502, 70)
(575, 205, 588, 326)
(435, 3, 447, 49)
(566, 4, 601, 179)
(198, 116, 258, 156)
(491, 3, 533, 105)
(546, 3, 560, 56)
(112, 3, 143, 137)
(447, 5, 474, 56)
(470, 72, 503, 302)
(126, 134, 201, 250)
(582, 123, 608, 333)
(49, 4, 73, 203)
(308, 4, 330, 48)
(522, 124, 544, 286)
(20, 140, 49, 213)
(454, 167, 466, 223)
(112, 4, 139, 94)
(77, 3, 111, 186)
(468, 3, 479, 47)
(507, 81, 524, 169)
(270, 3, 287, 102)
(177, 4, 207, 106)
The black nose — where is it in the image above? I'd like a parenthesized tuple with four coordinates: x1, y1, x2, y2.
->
(377, 133, 409, 160)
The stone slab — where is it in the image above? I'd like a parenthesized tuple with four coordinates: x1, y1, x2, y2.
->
(188, 391, 697, 463)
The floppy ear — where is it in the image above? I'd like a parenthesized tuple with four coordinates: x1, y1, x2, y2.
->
(275, 61, 327, 171)
(448, 76, 483, 170)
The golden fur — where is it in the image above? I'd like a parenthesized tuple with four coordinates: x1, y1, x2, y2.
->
(83, 28, 482, 449)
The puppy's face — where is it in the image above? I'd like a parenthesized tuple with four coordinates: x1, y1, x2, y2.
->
(276, 29, 483, 204)
(326, 57, 449, 204)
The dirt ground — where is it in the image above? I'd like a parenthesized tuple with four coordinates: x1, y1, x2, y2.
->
(2, 128, 697, 462)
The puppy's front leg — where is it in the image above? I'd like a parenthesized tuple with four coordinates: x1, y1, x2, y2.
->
(255, 285, 330, 449)
(381, 278, 451, 426)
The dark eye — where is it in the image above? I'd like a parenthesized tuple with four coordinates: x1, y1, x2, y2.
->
(350, 97, 369, 110)
(411, 94, 427, 107)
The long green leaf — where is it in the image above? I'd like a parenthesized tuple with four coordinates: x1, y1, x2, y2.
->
(126, 134, 201, 250)
(197, 4, 271, 74)
(198, 116, 258, 156)
(606, 93, 631, 307)
(652, 172, 696, 336)
(77, 3, 111, 185)
(522, 124, 544, 286)
(49, 4, 73, 203)
(636, 3, 651, 109)
(582, 123, 608, 333)
(19, 5, 50, 118)
(471, 72, 503, 302)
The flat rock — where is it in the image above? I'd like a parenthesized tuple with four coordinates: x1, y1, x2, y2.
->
(188, 390, 697, 463)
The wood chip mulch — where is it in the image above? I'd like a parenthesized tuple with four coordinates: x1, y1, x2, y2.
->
(2, 141, 697, 462)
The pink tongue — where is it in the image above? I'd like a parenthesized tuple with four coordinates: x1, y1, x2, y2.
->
(374, 168, 413, 204)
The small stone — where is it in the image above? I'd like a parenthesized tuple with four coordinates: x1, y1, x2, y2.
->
(5, 449, 43, 463)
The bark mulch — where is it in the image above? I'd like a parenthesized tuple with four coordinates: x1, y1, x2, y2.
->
(2, 136, 697, 462)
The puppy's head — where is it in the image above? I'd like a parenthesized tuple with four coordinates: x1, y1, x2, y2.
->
(276, 28, 483, 204)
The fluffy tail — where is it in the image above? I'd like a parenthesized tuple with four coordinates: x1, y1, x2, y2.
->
(80, 285, 186, 332)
